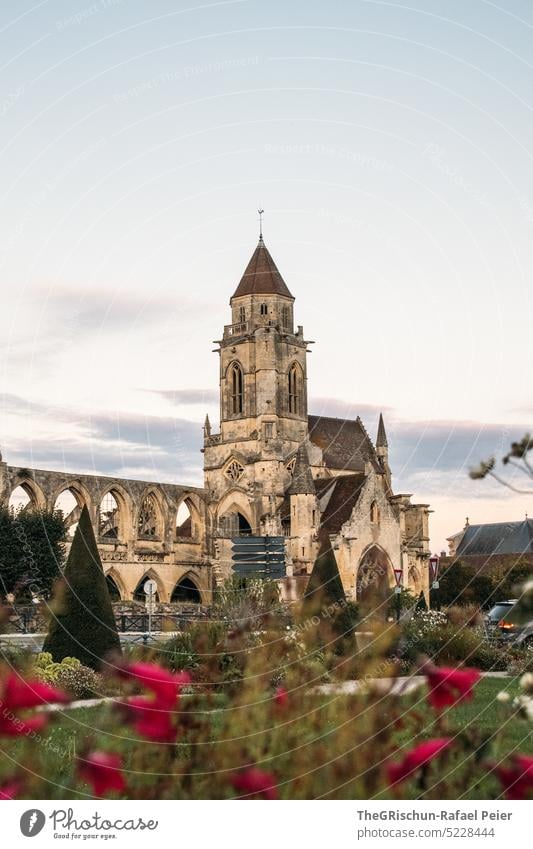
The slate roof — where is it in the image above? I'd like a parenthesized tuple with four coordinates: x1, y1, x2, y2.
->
(307, 414, 381, 473)
(232, 238, 294, 299)
(319, 474, 366, 535)
(456, 519, 533, 556)
(281, 473, 365, 536)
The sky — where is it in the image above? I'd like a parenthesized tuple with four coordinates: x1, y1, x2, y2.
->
(1, 0, 532, 551)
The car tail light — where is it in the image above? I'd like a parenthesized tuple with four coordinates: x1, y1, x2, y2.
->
(498, 619, 515, 630)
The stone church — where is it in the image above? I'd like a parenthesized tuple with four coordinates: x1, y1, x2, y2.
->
(0, 236, 430, 606)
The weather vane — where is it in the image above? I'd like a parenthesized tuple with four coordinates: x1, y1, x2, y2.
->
(258, 208, 264, 240)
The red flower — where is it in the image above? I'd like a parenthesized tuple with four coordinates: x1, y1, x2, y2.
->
(118, 662, 190, 708)
(0, 673, 70, 737)
(77, 751, 126, 797)
(387, 738, 452, 785)
(115, 662, 190, 743)
(424, 665, 480, 710)
(0, 779, 23, 800)
(494, 755, 533, 800)
(274, 687, 288, 708)
(120, 695, 177, 743)
(231, 767, 279, 799)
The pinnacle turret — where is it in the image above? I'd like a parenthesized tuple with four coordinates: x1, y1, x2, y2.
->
(288, 444, 315, 495)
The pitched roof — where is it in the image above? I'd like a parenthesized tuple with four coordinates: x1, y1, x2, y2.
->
(280, 473, 366, 535)
(319, 473, 366, 534)
(376, 413, 388, 448)
(232, 238, 294, 299)
(456, 519, 533, 556)
(287, 444, 315, 495)
(307, 414, 381, 473)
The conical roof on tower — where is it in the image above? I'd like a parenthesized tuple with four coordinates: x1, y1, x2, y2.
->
(376, 413, 388, 449)
(232, 238, 294, 300)
(288, 444, 316, 495)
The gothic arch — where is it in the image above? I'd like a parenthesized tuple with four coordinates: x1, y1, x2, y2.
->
(51, 481, 92, 538)
(8, 478, 46, 512)
(132, 570, 164, 602)
(356, 544, 394, 613)
(136, 487, 166, 539)
(104, 569, 126, 601)
(288, 361, 304, 416)
(97, 483, 132, 541)
(216, 489, 254, 537)
(175, 493, 201, 540)
(226, 360, 244, 416)
(171, 572, 203, 604)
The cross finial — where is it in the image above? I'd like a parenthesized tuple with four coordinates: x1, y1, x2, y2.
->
(258, 208, 264, 241)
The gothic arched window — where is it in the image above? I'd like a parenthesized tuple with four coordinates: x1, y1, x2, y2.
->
(138, 493, 160, 538)
(260, 302, 268, 316)
(288, 363, 303, 415)
(229, 362, 244, 415)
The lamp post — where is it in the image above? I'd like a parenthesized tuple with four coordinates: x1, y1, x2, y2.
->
(393, 566, 403, 623)
(429, 553, 440, 609)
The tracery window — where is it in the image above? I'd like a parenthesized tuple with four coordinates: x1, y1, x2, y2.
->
(224, 459, 245, 483)
(260, 302, 268, 316)
(138, 493, 159, 537)
(286, 457, 296, 476)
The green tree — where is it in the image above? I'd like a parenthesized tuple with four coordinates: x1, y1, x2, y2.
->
(0, 505, 66, 599)
(437, 562, 496, 609)
(43, 505, 121, 670)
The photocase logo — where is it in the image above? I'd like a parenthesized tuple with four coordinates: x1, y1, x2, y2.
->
(20, 810, 46, 837)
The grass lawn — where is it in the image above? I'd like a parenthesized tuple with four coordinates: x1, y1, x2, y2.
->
(436, 676, 533, 753)
(0, 677, 531, 798)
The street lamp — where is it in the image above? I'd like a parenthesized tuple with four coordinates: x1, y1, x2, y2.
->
(393, 566, 403, 623)
(429, 553, 440, 609)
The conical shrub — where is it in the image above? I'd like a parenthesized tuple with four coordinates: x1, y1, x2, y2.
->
(302, 533, 346, 616)
(43, 505, 121, 670)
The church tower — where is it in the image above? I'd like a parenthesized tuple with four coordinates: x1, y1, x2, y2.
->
(203, 233, 312, 535)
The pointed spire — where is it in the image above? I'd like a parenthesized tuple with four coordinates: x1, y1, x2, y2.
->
(376, 413, 388, 449)
(288, 444, 315, 495)
(232, 240, 293, 299)
(203, 414, 211, 438)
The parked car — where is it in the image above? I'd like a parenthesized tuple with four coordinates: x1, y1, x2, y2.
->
(485, 599, 533, 647)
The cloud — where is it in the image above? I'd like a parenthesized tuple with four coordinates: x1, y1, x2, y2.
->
(147, 388, 219, 406)
(4, 408, 204, 485)
(43, 287, 180, 333)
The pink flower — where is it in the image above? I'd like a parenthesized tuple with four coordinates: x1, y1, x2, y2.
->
(118, 662, 190, 708)
(231, 767, 279, 799)
(424, 665, 480, 710)
(77, 751, 126, 797)
(0, 779, 23, 800)
(0, 673, 70, 737)
(387, 738, 452, 785)
(494, 755, 533, 800)
(274, 687, 288, 708)
(120, 695, 177, 743)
